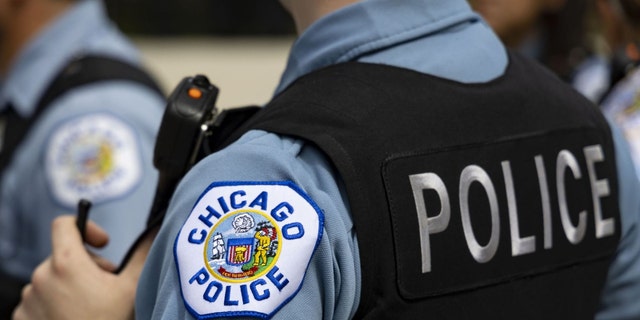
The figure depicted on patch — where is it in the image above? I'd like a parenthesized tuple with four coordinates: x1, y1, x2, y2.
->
(209, 233, 226, 261)
(72, 139, 114, 184)
(233, 245, 248, 264)
(205, 211, 280, 281)
(225, 237, 253, 267)
(232, 213, 255, 233)
(253, 224, 277, 267)
(175, 181, 324, 319)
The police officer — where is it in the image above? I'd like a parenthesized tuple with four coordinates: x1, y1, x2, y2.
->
(572, 0, 640, 104)
(592, 0, 640, 180)
(0, 0, 164, 316)
(13, 0, 640, 319)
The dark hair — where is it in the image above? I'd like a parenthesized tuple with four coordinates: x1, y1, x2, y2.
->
(619, 0, 640, 27)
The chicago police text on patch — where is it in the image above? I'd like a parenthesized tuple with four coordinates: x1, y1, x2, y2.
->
(175, 181, 324, 319)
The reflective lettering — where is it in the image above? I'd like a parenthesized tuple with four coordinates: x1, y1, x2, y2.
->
(557, 150, 587, 244)
(584, 145, 615, 238)
(404, 144, 615, 272)
(460, 165, 500, 263)
(535, 155, 553, 249)
(409, 173, 450, 273)
(502, 161, 536, 256)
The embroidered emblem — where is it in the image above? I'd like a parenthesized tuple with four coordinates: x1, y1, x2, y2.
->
(175, 181, 324, 319)
(45, 113, 142, 207)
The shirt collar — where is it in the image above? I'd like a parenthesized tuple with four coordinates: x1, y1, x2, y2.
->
(0, 0, 110, 117)
(275, 0, 477, 95)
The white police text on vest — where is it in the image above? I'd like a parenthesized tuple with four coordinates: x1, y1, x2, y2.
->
(409, 144, 615, 273)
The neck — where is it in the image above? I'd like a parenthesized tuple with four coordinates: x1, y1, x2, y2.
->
(287, 0, 360, 34)
(0, 0, 72, 75)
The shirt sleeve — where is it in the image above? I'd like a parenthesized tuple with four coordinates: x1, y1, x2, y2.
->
(136, 130, 360, 320)
(5, 81, 164, 276)
(596, 120, 640, 319)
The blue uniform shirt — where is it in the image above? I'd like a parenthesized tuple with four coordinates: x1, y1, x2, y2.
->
(600, 67, 640, 180)
(137, 0, 640, 319)
(0, 0, 164, 280)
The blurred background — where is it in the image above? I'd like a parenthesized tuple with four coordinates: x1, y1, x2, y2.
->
(104, 0, 637, 109)
(105, 0, 296, 108)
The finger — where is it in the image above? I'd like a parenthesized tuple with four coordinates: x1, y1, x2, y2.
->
(84, 220, 109, 248)
(20, 283, 32, 301)
(120, 228, 158, 282)
(13, 284, 39, 320)
(89, 252, 117, 272)
(12, 304, 26, 320)
(50, 216, 86, 263)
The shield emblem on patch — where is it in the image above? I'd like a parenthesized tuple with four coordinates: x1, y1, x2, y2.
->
(226, 238, 254, 266)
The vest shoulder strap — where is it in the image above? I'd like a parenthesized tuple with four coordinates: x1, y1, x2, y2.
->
(37, 55, 164, 112)
(0, 55, 164, 175)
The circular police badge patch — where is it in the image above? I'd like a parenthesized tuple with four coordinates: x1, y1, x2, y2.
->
(175, 181, 324, 319)
(45, 113, 141, 207)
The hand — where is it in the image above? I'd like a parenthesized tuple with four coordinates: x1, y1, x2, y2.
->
(12, 216, 155, 320)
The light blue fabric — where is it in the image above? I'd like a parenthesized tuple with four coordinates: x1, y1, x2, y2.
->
(595, 68, 640, 319)
(600, 68, 640, 180)
(0, 0, 164, 280)
(572, 55, 611, 104)
(137, 0, 640, 318)
(597, 119, 640, 319)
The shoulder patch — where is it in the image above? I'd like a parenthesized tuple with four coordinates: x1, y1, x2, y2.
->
(45, 113, 142, 207)
(174, 181, 324, 319)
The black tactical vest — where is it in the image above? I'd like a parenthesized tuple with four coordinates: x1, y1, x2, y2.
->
(225, 53, 621, 319)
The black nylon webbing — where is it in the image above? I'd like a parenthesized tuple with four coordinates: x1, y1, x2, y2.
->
(0, 55, 163, 177)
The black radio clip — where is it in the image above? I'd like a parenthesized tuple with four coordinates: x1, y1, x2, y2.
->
(116, 75, 259, 272)
(147, 75, 219, 227)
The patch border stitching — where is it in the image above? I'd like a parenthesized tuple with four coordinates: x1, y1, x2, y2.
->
(173, 180, 325, 319)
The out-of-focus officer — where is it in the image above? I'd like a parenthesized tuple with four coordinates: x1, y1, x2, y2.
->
(587, 0, 640, 181)
(0, 0, 164, 316)
(12, 0, 640, 319)
(572, 0, 640, 104)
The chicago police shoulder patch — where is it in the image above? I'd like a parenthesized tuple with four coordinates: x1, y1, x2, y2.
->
(175, 181, 324, 319)
(45, 113, 142, 207)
